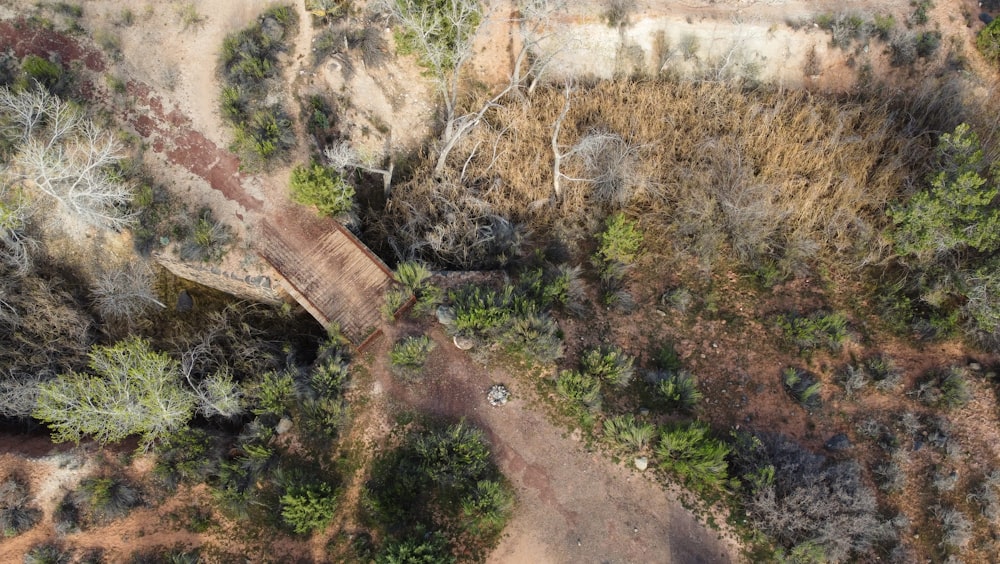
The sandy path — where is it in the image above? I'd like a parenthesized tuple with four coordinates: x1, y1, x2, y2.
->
(372, 322, 741, 563)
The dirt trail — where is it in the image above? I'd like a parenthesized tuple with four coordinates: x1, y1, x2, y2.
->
(372, 322, 741, 563)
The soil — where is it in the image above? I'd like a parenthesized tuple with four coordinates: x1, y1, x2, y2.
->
(3, 0, 1000, 561)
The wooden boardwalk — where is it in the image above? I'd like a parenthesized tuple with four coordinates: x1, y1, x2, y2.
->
(257, 211, 402, 348)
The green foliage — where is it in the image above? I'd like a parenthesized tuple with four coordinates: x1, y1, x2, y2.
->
(252, 371, 296, 416)
(653, 370, 702, 410)
(775, 310, 848, 353)
(892, 123, 1000, 262)
(556, 369, 601, 408)
(655, 421, 730, 493)
(450, 284, 516, 333)
(389, 335, 435, 380)
(365, 422, 511, 558)
(978, 18, 1000, 64)
(580, 346, 635, 387)
(0, 475, 41, 537)
(392, 0, 482, 76)
(603, 414, 655, 451)
(782, 367, 822, 409)
(913, 366, 971, 409)
(153, 427, 220, 490)
(290, 163, 355, 217)
(377, 533, 455, 564)
(33, 338, 195, 448)
(280, 482, 338, 534)
(394, 261, 444, 316)
(23, 543, 72, 564)
(19, 55, 63, 91)
(75, 476, 142, 523)
(595, 212, 643, 266)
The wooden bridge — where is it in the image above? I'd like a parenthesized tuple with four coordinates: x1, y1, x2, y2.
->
(257, 210, 404, 349)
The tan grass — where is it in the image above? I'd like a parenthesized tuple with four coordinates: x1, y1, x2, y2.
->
(382, 79, 937, 271)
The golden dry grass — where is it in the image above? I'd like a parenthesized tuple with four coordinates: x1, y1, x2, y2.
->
(383, 79, 941, 271)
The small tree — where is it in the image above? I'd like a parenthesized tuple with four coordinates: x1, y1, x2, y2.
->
(91, 262, 166, 326)
(33, 338, 195, 448)
(289, 162, 355, 217)
(280, 482, 338, 534)
(891, 123, 1000, 264)
(978, 18, 1000, 64)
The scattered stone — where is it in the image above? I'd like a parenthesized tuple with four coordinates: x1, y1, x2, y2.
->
(453, 335, 474, 350)
(176, 290, 193, 312)
(654, 309, 667, 317)
(824, 433, 851, 452)
(436, 305, 456, 325)
(638, 407, 650, 416)
(487, 384, 510, 406)
(968, 362, 982, 372)
(570, 428, 582, 442)
(275, 417, 293, 435)
(634, 456, 648, 471)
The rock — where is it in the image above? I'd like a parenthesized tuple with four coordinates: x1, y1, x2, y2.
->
(275, 417, 293, 435)
(968, 362, 982, 372)
(453, 335, 474, 350)
(981, 13, 994, 25)
(824, 433, 851, 452)
(638, 407, 650, 416)
(436, 305, 456, 325)
(634, 456, 648, 471)
(487, 384, 510, 406)
(176, 290, 193, 312)
(570, 428, 582, 442)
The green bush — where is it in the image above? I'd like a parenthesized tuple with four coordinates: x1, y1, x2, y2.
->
(251, 371, 296, 416)
(655, 421, 730, 493)
(912, 366, 971, 408)
(556, 369, 601, 408)
(389, 335, 435, 380)
(0, 475, 41, 537)
(376, 533, 455, 564)
(290, 163, 355, 217)
(20, 55, 63, 91)
(153, 428, 219, 489)
(652, 370, 702, 410)
(603, 414, 655, 451)
(75, 476, 142, 524)
(23, 543, 73, 564)
(782, 367, 822, 409)
(775, 310, 848, 353)
(280, 482, 338, 534)
(580, 346, 635, 387)
(365, 422, 511, 558)
(978, 18, 1000, 63)
(595, 212, 642, 266)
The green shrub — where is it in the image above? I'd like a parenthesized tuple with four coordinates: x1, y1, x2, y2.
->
(389, 335, 435, 380)
(281, 482, 338, 534)
(23, 543, 73, 564)
(580, 346, 635, 387)
(376, 533, 455, 564)
(555, 369, 601, 408)
(603, 414, 655, 451)
(500, 313, 564, 365)
(912, 366, 971, 408)
(978, 18, 1000, 63)
(0, 475, 41, 537)
(392, 260, 441, 317)
(75, 476, 142, 523)
(782, 367, 822, 409)
(595, 212, 643, 266)
(20, 55, 63, 90)
(651, 369, 702, 410)
(775, 310, 848, 353)
(655, 421, 730, 493)
(290, 163, 355, 217)
(153, 428, 219, 489)
(252, 371, 296, 416)
(179, 208, 232, 262)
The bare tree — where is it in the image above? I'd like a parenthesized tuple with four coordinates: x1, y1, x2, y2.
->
(0, 87, 136, 231)
(324, 139, 395, 196)
(0, 183, 35, 275)
(181, 345, 244, 419)
(91, 262, 166, 326)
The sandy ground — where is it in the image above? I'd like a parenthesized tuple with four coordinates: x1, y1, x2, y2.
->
(367, 320, 742, 564)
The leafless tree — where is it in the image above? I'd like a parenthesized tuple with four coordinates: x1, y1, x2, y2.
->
(181, 345, 244, 419)
(0, 87, 136, 231)
(0, 182, 35, 275)
(324, 139, 395, 196)
(0, 371, 43, 418)
(91, 262, 166, 326)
